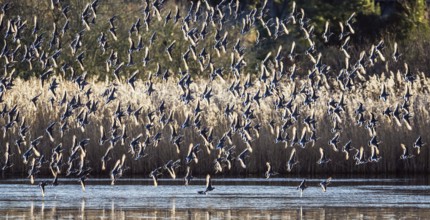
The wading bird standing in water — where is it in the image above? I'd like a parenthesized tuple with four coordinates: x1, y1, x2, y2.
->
(39, 181, 48, 197)
(297, 179, 307, 197)
(198, 174, 215, 195)
(320, 177, 332, 192)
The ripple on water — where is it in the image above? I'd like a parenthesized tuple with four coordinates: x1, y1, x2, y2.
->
(0, 178, 430, 218)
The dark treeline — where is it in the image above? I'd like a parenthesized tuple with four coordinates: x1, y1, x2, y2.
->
(2, 0, 430, 80)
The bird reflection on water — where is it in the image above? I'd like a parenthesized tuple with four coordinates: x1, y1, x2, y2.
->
(2, 203, 430, 219)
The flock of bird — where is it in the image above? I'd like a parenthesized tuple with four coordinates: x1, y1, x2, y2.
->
(0, 0, 426, 198)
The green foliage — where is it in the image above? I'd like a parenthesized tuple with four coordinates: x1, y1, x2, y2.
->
(2, 0, 430, 80)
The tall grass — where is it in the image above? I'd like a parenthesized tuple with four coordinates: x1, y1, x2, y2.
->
(1, 69, 429, 178)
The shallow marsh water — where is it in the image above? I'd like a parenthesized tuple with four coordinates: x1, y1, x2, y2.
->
(0, 177, 429, 219)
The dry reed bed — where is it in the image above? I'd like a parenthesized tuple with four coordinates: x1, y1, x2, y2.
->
(1, 69, 429, 178)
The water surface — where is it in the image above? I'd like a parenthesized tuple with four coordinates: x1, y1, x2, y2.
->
(1, 177, 429, 219)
